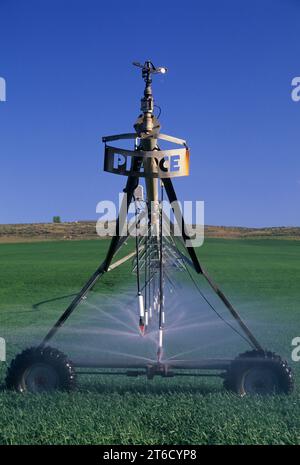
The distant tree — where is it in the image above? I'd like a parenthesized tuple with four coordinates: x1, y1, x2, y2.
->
(53, 216, 61, 223)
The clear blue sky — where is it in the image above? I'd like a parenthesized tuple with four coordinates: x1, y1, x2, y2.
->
(0, 0, 299, 227)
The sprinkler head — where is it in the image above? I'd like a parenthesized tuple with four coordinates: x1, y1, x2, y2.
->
(157, 346, 163, 363)
(139, 317, 145, 335)
(133, 61, 168, 78)
(157, 66, 167, 74)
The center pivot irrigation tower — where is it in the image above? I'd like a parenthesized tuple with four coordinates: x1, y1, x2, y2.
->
(6, 61, 294, 395)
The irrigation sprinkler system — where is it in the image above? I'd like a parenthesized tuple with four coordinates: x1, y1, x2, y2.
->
(6, 61, 294, 395)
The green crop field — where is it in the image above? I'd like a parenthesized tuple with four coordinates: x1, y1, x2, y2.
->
(0, 238, 299, 445)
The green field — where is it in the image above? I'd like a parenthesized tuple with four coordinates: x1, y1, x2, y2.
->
(0, 238, 300, 445)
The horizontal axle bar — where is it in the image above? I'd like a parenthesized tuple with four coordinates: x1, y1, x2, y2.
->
(73, 359, 232, 371)
(76, 370, 225, 378)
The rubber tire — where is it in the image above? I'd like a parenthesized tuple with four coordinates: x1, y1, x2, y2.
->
(224, 350, 294, 396)
(6, 346, 76, 393)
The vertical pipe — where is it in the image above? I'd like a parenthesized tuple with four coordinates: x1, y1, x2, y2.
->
(144, 231, 148, 329)
(148, 233, 152, 320)
(158, 183, 164, 362)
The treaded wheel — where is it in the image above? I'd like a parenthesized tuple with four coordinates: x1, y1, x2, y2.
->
(6, 346, 76, 393)
(224, 350, 294, 396)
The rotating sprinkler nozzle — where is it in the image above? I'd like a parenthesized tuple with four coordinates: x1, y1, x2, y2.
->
(157, 347, 162, 363)
(157, 328, 163, 362)
(145, 309, 149, 327)
(138, 293, 145, 335)
(139, 317, 145, 335)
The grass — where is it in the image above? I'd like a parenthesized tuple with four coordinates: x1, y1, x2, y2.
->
(0, 238, 299, 445)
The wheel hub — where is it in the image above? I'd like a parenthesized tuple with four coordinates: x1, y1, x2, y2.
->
(243, 367, 278, 395)
(22, 363, 59, 393)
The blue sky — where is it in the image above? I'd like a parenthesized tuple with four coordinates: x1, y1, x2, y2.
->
(0, 0, 299, 227)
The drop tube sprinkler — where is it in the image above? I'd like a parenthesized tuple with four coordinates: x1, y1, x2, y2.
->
(157, 184, 164, 363)
(157, 328, 163, 363)
(147, 231, 152, 324)
(148, 256, 153, 320)
(134, 198, 145, 335)
(144, 230, 149, 332)
(138, 292, 145, 335)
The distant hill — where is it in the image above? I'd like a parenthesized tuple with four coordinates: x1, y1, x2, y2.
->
(0, 222, 299, 243)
